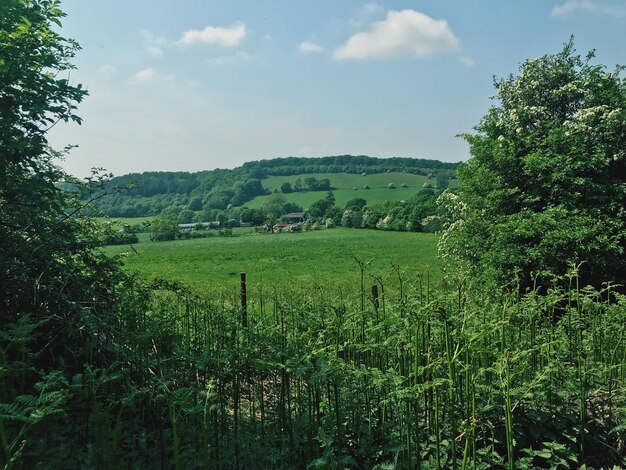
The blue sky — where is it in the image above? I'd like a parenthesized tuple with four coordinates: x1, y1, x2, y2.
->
(49, 0, 626, 177)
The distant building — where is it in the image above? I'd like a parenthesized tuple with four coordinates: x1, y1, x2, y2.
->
(285, 212, 305, 223)
(272, 222, 303, 233)
(177, 222, 213, 230)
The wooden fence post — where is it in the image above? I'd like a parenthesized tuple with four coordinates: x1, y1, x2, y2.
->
(371, 284, 379, 312)
(240, 272, 247, 328)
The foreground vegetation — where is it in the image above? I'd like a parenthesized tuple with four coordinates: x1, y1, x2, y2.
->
(4, 269, 625, 468)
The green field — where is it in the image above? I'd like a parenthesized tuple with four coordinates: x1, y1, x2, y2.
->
(104, 228, 439, 291)
(262, 172, 433, 191)
(244, 187, 422, 209)
(243, 172, 452, 209)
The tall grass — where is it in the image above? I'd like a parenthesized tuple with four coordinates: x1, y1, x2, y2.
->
(1, 269, 624, 468)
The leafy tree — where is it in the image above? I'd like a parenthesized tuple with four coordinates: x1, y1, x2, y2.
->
(187, 196, 203, 211)
(284, 202, 303, 213)
(280, 181, 293, 193)
(0, 1, 135, 462)
(341, 209, 363, 228)
(344, 197, 367, 210)
(325, 190, 336, 206)
(307, 199, 330, 219)
(294, 177, 303, 192)
(262, 192, 287, 220)
(325, 206, 343, 225)
(435, 174, 449, 189)
(439, 40, 626, 290)
(1, 0, 97, 323)
(177, 209, 195, 224)
(240, 207, 265, 225)
(304, 177, 317, 190)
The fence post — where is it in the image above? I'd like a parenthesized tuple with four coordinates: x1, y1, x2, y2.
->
(371, 284, 379, 312)
(240, 272, 247, 328)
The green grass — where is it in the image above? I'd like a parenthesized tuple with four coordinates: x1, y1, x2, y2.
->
(244, 187, 422, 210)
(244, 172, 455, 210)
(262, 172, 433, 191)
(104, 228, 439, 290)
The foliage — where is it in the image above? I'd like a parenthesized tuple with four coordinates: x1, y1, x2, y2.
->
(262, 192, 287, 222)
(440, 40, 626, 290)
(242, 154, 459, 177)
(15, 264, 622, 469)
(98, 222, 139, 245)
(344, 197, 367, 210)
(92, 163, 456, 219)
(149, 218, 179, 241)
(0, 1, 131, 465)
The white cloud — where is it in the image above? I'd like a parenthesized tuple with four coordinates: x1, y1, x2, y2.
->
(207, 51, 252, 66)
(147, 46, 163, 58)
(299, 41, 323, 53)
(334, 9, 460, 60)
(551, 0, 626, 17)
(362, 2, 384, 16)
(459, 55, 475, 67)
(178, 22, 247, 47)
(142, 30, 168, 46)
(349, 2, 385, 28)
(98, 64, 118, 79)
(141, 31, 168, 58)
(131, 68, 156, 83)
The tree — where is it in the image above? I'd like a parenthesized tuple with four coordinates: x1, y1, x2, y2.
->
(439, 40, 626, 290)
(0, 2, 134, 461)
(262, 192, 287, 220)
(325, 190, 336, 206)
(344, 197, 367, 210)
(435, 174, 449, 189)
(177, 209, 195, 224)
(308, 199, 330, 219)
(187, 196, 203, 211)
(1, 0, 95, 323)
(294, 177, 303, 192)
(280, 181, 293, 193)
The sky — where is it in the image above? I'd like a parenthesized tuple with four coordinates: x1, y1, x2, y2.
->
(48, 0, 626, 178)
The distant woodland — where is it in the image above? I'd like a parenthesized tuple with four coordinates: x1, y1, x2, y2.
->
(87, 155, 459, 225)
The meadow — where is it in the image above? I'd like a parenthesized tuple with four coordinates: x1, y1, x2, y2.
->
(104, 228, 440, 291)
(261, 172, 433, 191)
(244, 171, 450, 210)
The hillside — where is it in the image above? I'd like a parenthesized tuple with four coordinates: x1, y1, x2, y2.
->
(89, 155, 459, 219)
(244, 171, 446, 209)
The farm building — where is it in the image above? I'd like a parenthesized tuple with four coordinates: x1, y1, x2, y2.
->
(285, 212, 305, 223)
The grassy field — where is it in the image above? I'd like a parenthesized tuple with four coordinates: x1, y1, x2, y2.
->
(104, 228, 440, 291)
(261, 172, 433, 191)
(244, 172, 454, 210)
(244, 187, 422, 209)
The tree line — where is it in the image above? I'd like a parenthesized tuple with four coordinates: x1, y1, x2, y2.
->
(89, 158, 458, 218)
